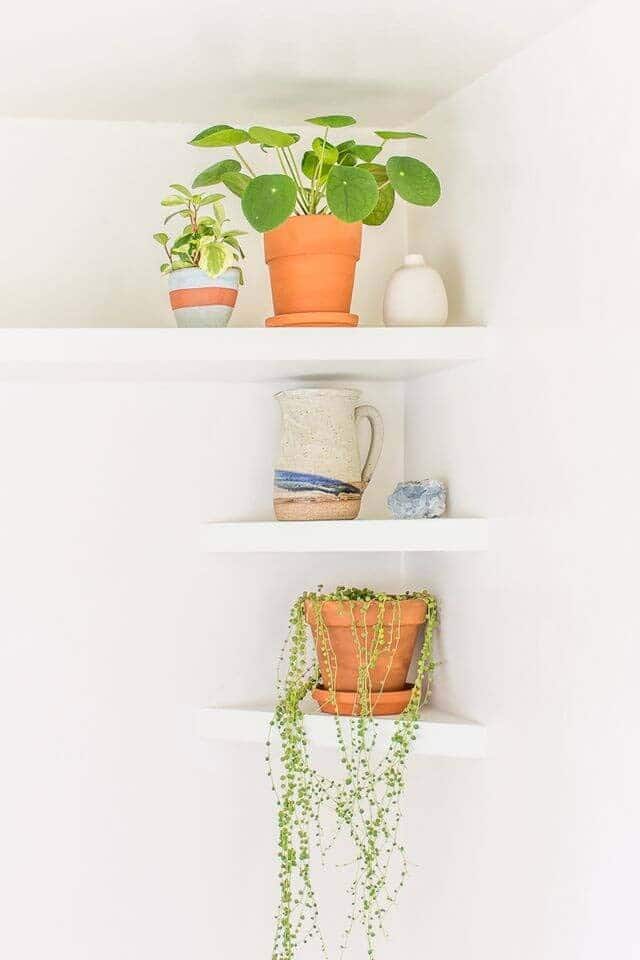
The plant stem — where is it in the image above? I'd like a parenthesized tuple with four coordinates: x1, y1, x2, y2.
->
(285, 147, 307, 198)
(309, 126, 328, 214)
(232, 145, 257, 178)
(279, 148, 309, 214)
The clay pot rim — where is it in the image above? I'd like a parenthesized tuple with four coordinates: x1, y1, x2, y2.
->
(305, 597, 428, 626)
(272, 213, 359, 225)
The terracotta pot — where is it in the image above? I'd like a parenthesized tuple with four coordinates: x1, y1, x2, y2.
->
(305, 599, 427, 711)
(263, 215, 362, 327)
(312, 684, 414, 717)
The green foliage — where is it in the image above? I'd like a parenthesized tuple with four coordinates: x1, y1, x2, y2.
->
(358, 162, 389, 186)
(306, 114, 357, 127)
(190, 124, 250, 147)
(192, 159, 241, 188)
(350, 144, 382, 162)
(386, 156, 441, 206)
(363, 182, 395, 225)
(267, 587, 438, 960)
(312, 137, 339, 165)
(152, 182, 246, 282)
(326, 165, 378, 222)
(242, 174, 298, 232)
(199, 237, 234, 276)
(375, 130, 427, 140)
(220, 171, 251, 197)
(249, 126, 300, 148)
(189, 114, 441, 230)
(301, 151, 331, 183)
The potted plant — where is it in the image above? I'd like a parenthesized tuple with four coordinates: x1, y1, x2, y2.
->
(267, 586, 438, 960)
(153, 183, 246, 327)
(188, 116, 441, 327)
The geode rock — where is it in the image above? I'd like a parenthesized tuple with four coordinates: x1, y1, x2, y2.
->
(387, 479, 447, 519)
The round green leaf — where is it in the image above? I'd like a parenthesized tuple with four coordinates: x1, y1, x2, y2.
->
(386, 156, 441, 205)
(248, 126, 300, 148)
(306, 115, 357, 128)
(350, 145, 382, 162)
(301, 151, 318, 180)
(189, 124, 249, 148)
(375, 130, 427, 141)
(312, 138, 339, 165)
(241, 174, 297, 232)
(363, 183, 395, 226)
(302, 151, 332, 181)
(220, 171, 251, 198)
(198, 239, 234, 278)
(153, 232, 169, 246)
(160, 263, 172, 274)
(192, 159, 241, 188)
(326, 165, 378, 223)
(358, 162, 389, 186)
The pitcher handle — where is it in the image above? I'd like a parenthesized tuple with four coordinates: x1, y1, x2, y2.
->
(355, 404, 384, 486)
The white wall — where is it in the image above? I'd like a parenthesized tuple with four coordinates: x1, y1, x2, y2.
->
(402, 1, 640, 957)
(0, 377, 405, 960)
(1, 2, 639, 959)
(0, 119, 405, 328)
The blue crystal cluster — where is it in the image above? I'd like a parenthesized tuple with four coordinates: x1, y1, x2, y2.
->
(387, 479, 447, 519)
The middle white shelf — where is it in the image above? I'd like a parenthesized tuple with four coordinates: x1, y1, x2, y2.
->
(200, 518, 488, 553)
(197, 705, 487, 759)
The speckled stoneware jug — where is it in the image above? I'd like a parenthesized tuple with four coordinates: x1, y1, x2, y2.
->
(274, 388, 384, 521)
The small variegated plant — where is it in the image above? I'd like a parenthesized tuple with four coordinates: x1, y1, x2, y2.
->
(153, 183, 247, 282)
(188, 115, 441, 233)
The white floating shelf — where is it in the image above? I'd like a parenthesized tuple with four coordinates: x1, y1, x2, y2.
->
(0, 327, 489, 383)
(197, 705, 487, 759)
(200, 518, 488, 553)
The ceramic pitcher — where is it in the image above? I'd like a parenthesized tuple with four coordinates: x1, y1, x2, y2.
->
(273, 388, 384, 521)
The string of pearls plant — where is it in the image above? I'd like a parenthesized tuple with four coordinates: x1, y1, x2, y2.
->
(266, 586, 438, 960)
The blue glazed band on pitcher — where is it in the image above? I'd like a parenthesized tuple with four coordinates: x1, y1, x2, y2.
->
(274, 470, 361, 497)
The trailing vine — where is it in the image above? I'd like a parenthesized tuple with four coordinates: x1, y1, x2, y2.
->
(266, 586, 438, 960)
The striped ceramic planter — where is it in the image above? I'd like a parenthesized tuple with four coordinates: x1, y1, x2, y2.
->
(168, 267, 239, 327)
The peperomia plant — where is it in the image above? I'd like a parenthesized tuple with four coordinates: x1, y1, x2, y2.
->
(153, 183, 247, 281)
(267, 586, 438, 960)
(188, 115, 441, 232)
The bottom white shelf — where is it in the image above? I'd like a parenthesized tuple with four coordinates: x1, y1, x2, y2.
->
(197, 705, 486, 759)
(200, 518, 489, 553)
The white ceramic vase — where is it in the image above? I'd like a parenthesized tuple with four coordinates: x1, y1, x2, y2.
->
(273, 388, 384, 521)
(383, 254, 448, 326)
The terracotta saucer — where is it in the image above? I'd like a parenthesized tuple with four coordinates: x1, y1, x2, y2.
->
(265, 312, 359, 327)
(312, 684, 415, 717)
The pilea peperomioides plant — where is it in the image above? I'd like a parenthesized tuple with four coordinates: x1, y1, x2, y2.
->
(188, 115, 441, 232)
(266, 586, 438, 960)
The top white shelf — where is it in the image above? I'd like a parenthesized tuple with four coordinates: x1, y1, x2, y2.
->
(0, 327, 489, 383)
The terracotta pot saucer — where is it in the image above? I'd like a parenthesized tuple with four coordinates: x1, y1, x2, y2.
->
(265, 312, 359, 327)
(312, 684, 415, 717)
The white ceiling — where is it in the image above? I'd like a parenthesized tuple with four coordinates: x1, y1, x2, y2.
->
(2, 0, 591, 124)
